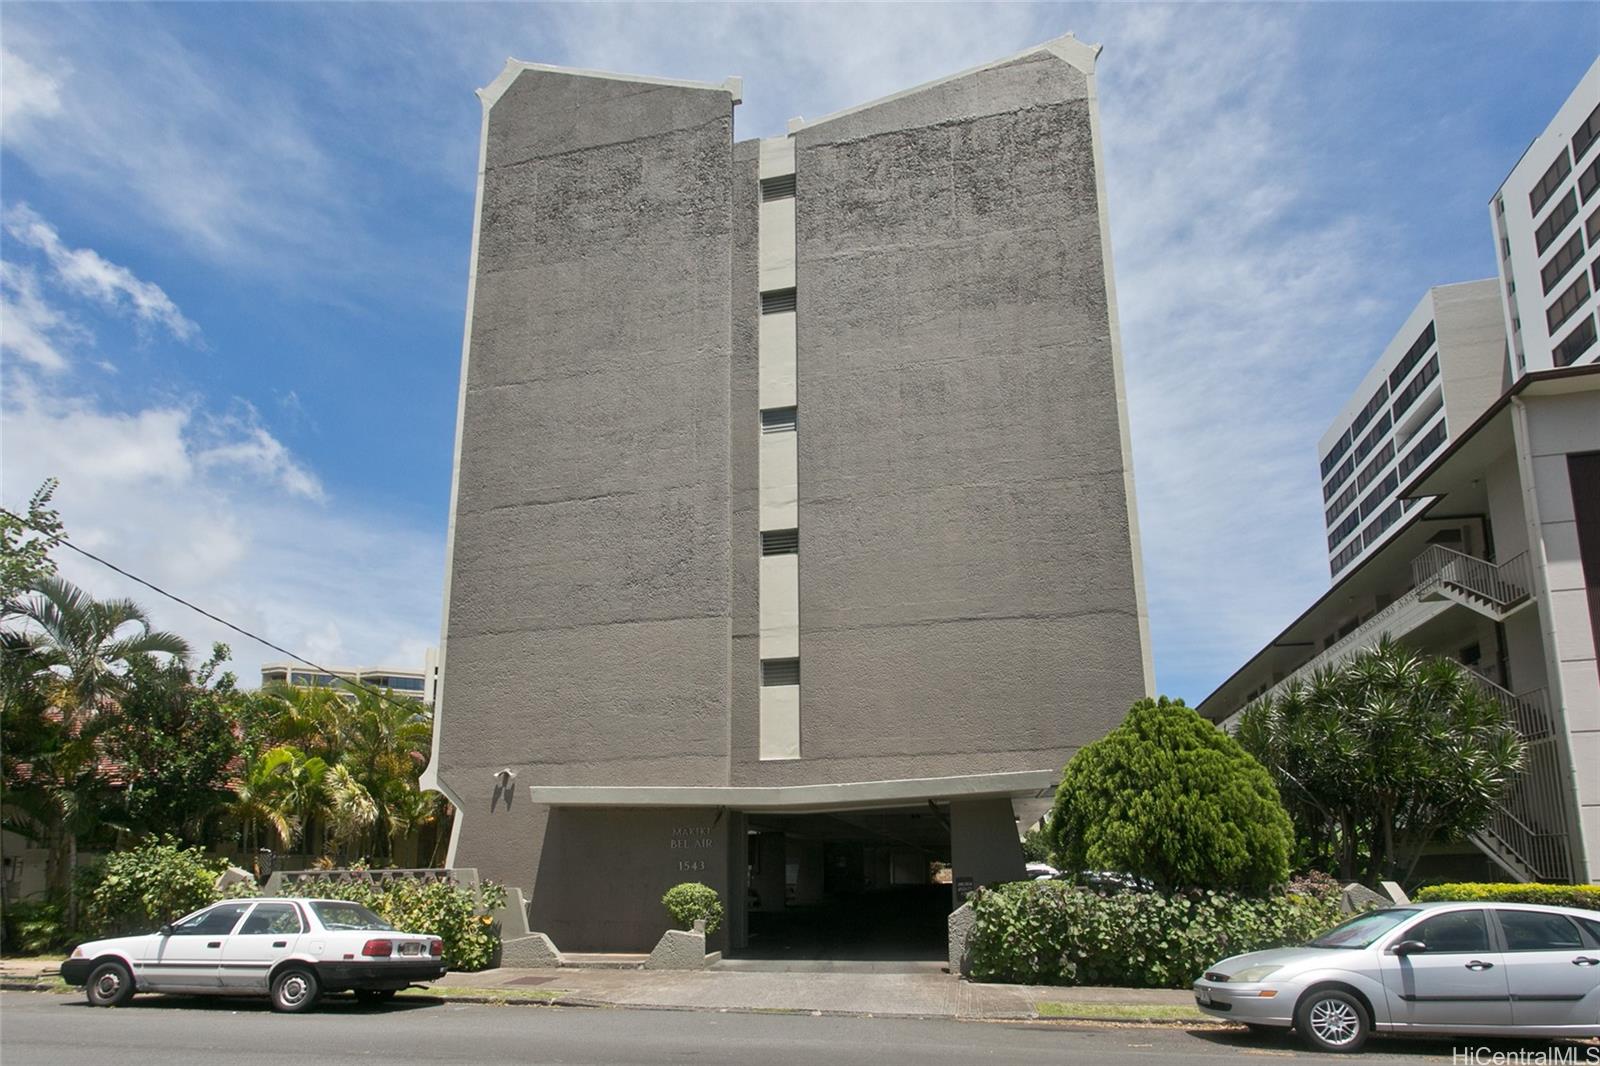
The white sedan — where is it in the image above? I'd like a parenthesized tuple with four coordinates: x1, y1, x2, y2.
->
(61, 897, 446, 1012)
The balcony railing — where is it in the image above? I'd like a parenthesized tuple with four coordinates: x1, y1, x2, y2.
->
(1412, 546, 1531, 613)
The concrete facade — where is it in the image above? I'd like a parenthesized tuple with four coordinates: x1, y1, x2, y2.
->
(1493, 57, 1600, 379)
(427, 37, 1150, 952)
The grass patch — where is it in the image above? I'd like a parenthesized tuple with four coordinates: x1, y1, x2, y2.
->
(1035, 1000, 1211, 1023)
(397, 985, 567, 1004)
(0, 955, 67, 964)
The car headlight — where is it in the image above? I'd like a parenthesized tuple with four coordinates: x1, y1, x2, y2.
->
(1229, 965, 1282, 983)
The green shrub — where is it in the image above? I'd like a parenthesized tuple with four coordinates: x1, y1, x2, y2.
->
(1, 899, 70, 955)
(1414, 882, 1600, 911)
(1049, 696, 1294, 893)
(967, 880, 1343, 988)
(662, 882, 723, 936)
(281, 877, 507, 972)
(79, 839, 225, 938)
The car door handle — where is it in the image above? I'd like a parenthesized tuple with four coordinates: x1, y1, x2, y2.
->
(1574, 957, 1600, 967)
(207, 941, 222, 948)
(1465, 960, 1494, 971)
(273, 941, 287, 948)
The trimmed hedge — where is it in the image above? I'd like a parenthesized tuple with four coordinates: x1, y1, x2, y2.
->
(967, 881, 1343, 988)
(1414, 882, 1600, 911)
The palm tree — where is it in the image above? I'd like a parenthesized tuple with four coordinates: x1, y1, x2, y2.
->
(1, 576, 190, 918)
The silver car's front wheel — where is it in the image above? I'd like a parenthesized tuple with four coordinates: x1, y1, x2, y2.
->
(1295, 988, 1370, 1053)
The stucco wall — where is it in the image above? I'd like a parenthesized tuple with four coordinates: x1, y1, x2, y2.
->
(749, 48, 1145, 784)
(438, 67, 737, 860)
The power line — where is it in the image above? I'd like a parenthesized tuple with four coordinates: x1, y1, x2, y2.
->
(1, 507, 429, 714)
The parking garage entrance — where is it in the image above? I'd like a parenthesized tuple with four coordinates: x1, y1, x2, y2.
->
(736, 805, 954, 964)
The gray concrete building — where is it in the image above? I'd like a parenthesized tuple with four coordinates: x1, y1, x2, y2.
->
(423, 35, 1152, 955)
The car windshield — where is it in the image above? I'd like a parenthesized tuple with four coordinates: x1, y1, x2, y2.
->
(1309, 908, 1418, 949)
(310, 901, 395, 931)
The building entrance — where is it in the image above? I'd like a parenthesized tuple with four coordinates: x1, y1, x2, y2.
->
(736, 805, 953, 963)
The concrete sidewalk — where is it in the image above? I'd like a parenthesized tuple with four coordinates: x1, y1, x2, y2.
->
(431, 965, 1204, 1023)
(2, 956, 1208, 1025)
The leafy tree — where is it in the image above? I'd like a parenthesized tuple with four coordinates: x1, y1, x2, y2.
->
(1047, 696, 1294, 893)
(1, 575, 191, 922)
(105, 645, 242, 843)
(0, 479, 64, 602)
(1236, 639, 1524, 884)
(1020, 821, 1055, 865)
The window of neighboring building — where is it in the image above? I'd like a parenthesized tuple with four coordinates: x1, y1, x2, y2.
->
(1327, 510, 1361, 552)
(1397, 421, 1448, 481)
(1554, 314, 1597, 367)
(760, 174, 797, 201)
(1322, 454, 1355, 501)
(1529, 148, 1573, 218)
(1348, 384, 1390, 439)
(1573, 102, 1600, 166)
(1356, 441, 1397, 493)
(761, 658, 799, 686)
(1542, 231, 1586, 295)
(761, 406, 797, 433)
(1391, 353, 1440, 421)
(1353, 412, 1392, 467)
(761, 529, 799, 555)
(1587, 206, 1600, 246)
(1326, 481, 1359, 527)
(1388, 322, 1437, 391)
(760, 288, 797, 314)
(1534, 190, 1579, 255)
(1330, 539, 1362, 576)
(1580, 154, 1600, 204)
(1358, 470, 1401, 520)
(1320, 430, 1352, 479)
(1547, 272, 1592, 334)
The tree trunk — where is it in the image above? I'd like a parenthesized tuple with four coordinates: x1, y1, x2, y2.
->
(66, 833, 78, 932)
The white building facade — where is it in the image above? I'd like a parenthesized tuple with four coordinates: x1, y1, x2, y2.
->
(1318, 281, 1506, 578)
(1494, 57, 1600, 379)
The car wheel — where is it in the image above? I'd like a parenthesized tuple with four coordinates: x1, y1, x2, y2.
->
(85, 961, 135, 1008)
(353, 989, 397, 1005)
(1295, 987, 1369, 1053)
(270, 966, 321, 1014)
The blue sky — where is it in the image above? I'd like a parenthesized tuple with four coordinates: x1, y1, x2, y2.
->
(1, 3, 1596, 702)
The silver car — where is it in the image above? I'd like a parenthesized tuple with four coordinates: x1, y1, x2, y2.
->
(1193, 901, 1600, 1052)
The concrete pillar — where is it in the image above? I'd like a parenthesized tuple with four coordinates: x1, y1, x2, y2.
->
(949, 798, 1025, 904)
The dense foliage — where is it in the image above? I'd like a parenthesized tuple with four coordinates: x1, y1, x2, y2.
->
(1, 485, 453, 947)
(1047, 697, 1294, 893)
(1414, 882, 1600, 911)
(662, 882, 724, 936)
(78, 839, 225, 937)
(281, 877, 508, 971)
(967, 880, 1343, 988)
(1236, 639, 1524, 884)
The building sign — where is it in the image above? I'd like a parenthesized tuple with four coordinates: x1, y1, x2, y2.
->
(671, 825, 716, 874)
(954, 875, 975, 902)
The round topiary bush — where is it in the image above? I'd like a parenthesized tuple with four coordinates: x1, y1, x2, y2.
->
(1047, 696, 1294, 894)
(661, 882, 723, 936)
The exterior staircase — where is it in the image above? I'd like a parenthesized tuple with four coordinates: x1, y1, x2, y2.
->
(1412, 545, 1533, 620)
(1461, 674, 1572, 883)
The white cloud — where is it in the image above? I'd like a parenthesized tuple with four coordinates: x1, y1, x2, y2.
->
(0, 261, 76, 371)
(1, 381, 440, 687)
(0, 46, 63, 129)
(4, 203, 199, 342)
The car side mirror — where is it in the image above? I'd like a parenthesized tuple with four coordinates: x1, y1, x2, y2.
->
(1391, 939, 1426, 956)
(159, 924, 174, 937)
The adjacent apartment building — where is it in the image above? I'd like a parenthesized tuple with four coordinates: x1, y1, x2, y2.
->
(424, 35, 1152, 953)
(260, 648, 439, 705)
(1494, 58, 1600, 378)
(1201, 63, 1600, 885)
(1319, 281, 1504, 578)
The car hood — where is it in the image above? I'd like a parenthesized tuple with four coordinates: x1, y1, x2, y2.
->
(1206, 945, 1348, 977)
(73, 933, 157, 957)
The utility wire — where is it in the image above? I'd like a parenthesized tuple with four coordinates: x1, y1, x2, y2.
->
(1, 507, 430, 714)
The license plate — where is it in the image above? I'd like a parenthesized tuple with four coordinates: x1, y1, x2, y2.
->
(399, 943, 422, 956)
(1196, 990, 1211, 1006)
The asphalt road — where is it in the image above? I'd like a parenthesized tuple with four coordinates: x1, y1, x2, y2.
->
(1, 991, 1592, 1064)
